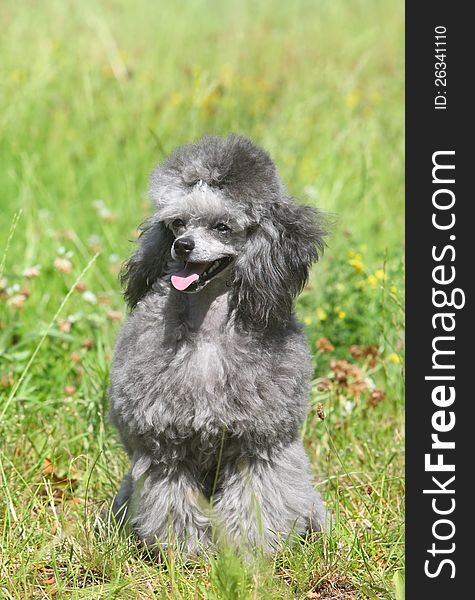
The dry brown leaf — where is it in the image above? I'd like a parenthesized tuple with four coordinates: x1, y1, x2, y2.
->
(316, 338, 334, 353)
(81, 338, 94, 350)
(316, 403, 325, 420)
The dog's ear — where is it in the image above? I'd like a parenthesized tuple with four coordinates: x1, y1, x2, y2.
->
(120, 219, 174, 309)
(231, 201, 326, 329)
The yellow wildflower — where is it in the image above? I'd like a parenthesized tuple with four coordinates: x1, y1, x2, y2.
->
(303, 316, 313, 326)
(374, 269, 387, 281)
(367, 274, 378, 287)
(387, 353, 402, 364)
(337, 310, 346, 320)
(349, 257, 365, 272)
(316, 308, 327, 321)
(390, 285, 398, 294)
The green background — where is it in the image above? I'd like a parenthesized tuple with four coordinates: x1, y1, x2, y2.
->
(0, 1, 404, 598)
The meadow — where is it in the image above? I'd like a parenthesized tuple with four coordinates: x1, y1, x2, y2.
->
(0, 0, 404, 598)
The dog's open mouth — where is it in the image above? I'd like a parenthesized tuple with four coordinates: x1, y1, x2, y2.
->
(170, 257, 233, 292)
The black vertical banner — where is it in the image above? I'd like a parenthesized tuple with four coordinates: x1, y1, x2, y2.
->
(406, 3, 473, 597)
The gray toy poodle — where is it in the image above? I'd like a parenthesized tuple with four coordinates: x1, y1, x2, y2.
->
(108, 134, 328, 555)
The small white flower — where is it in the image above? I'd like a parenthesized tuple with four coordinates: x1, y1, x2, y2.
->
(82, 291, 97, 304)
(343, 399, 354, 414)
(365, 376, 376, 390)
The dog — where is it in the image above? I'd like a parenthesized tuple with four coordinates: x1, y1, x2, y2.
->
(108, 134, 328, 555)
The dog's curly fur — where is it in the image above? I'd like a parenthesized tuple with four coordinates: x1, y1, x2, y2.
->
(108, 135, 328, 555)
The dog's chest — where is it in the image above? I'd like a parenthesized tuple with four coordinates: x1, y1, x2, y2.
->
(110, 292, 309, 448)
(171, 338, 227, 396)
(146, 333, 260, 434)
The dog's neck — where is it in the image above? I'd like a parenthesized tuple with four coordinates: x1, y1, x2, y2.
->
(174, 278, 231, 334)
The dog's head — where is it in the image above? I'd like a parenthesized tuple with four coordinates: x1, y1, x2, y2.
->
(121, 135, 326, 328)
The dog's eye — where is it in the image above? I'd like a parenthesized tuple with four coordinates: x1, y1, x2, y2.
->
(171, 219, 185, 230)
(214, 223, 231, 233)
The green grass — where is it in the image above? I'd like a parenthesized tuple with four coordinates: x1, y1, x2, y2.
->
(0, 0, 404, 598)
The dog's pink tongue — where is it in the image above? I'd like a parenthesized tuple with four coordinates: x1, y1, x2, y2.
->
(171, 262, 208, 291)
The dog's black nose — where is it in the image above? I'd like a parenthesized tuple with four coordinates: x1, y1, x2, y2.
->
(174, 237, 195, 256)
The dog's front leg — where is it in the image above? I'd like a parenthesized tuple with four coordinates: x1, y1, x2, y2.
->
(213, 440, 327, 553)
(110, 471, 134, 527)
(130, 466, 212, 556)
